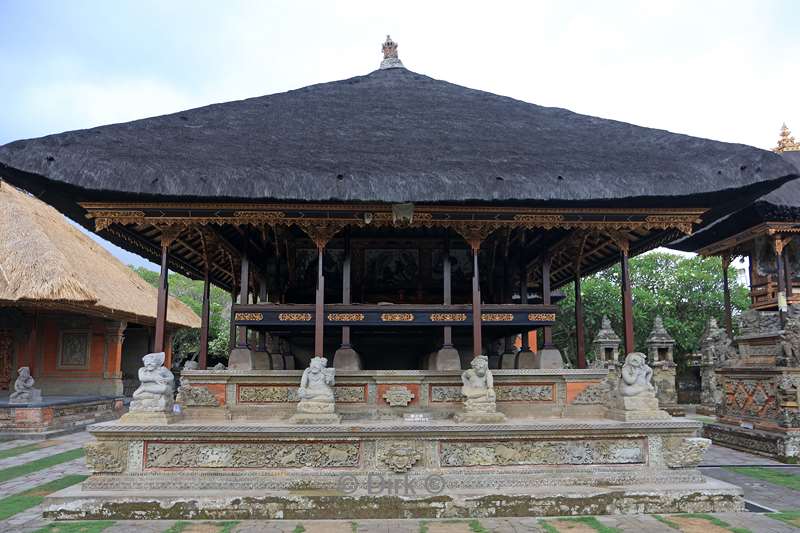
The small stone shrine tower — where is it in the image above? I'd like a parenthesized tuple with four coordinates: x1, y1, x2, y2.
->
(592, 316, 621, 368)
(646, 316, 681, 414)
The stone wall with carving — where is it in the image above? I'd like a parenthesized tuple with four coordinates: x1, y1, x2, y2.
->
(439, 438, 644, 467)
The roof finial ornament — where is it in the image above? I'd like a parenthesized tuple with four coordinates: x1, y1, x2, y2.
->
(774, 123, 800, 153)
(380, 35, 404, 70)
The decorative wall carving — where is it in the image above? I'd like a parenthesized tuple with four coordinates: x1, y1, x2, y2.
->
(439, 439, 644, 467)
(572, 378, 614, 405)
(278, 313, 312, 322)
(380, 313, 415, 322)
(233, 313, 263, 321)
(176, 380, 220, 407)
(721, 377, 780, 420)
(481, 313, 514, 322)
(58, 331, 90, 368)
(528, 313, 556, 322)
(378, 441, 422, 473)
(430, 384, 554, 402)
(429, 385, 462, 402)
(85, 441, 127, 473)
(382, 386, 415, 406)
(327, 313, 365, 322)
(664, 437, 711, 468)
(238, 384, 366, 403)
(429, 313, 467, 322)
(144, 441, 360, 469)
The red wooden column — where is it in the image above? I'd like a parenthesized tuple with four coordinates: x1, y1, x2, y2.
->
(619, 240, 635, 355)
(574, 270, 586, 368)
(775, 236, 789, 326)
(443, 235, 454, 348)
(198, 268, 211, 368)
(257, 279, 269, 353)
(541, 254, 553, 348)
(314, 243, 325, 357)
(721, 254, 733, 339)
(340, 232, 352, 350)
(236, 242, 250, 348)
(153, 229, 177, 352)
(471, 241, 482, 357)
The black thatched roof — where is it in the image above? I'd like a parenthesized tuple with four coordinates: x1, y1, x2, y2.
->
(0, 67, 796, 206)
(671, 151, 800, 252)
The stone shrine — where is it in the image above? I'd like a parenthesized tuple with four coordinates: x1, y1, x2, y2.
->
(646, 317, 682, 415)
(592, 316, 621, 368)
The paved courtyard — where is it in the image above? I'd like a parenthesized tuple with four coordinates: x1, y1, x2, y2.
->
(0, 429, 797, 533)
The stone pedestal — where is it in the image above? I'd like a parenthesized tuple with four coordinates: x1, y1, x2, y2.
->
(516, 350, 536, 368)
(607, 393, 671, 421)
(500, 351, 517, 369)
(228, 347, 259, 370)
(283, 355, 295, 370)
(535, 347, 564, 369)
(454, 411, 507, 423)
(270, 354, 285, 370)
(119, 411, 180, 425)
(251, 351, 272, 370)
(333, 346, 362, 370)
(429, 346, 461, 370)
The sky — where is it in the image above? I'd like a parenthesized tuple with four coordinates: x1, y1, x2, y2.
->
(1, 0, 798, 271)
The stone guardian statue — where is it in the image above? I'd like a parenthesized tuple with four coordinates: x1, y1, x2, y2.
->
(121, 352, 178, 424)
(607, 352, 670, 421)
(454, 355, 507, 423)
(9, 367, 41, 404)
(290, 356, 341, 424)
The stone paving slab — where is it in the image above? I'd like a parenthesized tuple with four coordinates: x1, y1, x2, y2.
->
(0, 432, 90, 470)
(0, 457, 88, 498)
(703, 466, 800, 511)
(701, 443, 785, 466)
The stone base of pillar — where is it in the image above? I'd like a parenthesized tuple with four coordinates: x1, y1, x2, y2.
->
(500, 352, 517, 369)
(429, 346, 461, 370)
(251, 351, 272, 370)
(333, 346, 362, 370)
(269, 354, 285, 370)
(516, 350, 537, 368)
(283, 355, 296, 370)
(535, 347, 564, 369)
(228, 348, 258, 370)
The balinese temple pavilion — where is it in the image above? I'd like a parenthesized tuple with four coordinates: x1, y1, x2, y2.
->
(0, 38, 798, 373)
(0, 180, 198, 437)
(672, 124, 800, 333)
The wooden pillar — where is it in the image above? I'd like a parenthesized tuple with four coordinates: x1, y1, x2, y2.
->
(574, 270, 586, 368)
(519, 255, 531, 351)
(443, 235, 453, 347)
(314, 244, 325, 357)
(257, 279, 268, 352)
(784, 251, 794, 298)
(153, 237, 171, 352)
(471, 242, 482, 357)
(721, 254, 733, 339)
(105, 321, 127, 380)
(228, 287, 236, 352)
(236, 245, 250, 348)
(198, 269, 211, 368)
(541, 254, 553, 348)
(341, 232, 352, 348)
(775, 236, 788, 326)
(620, 242, 634, 355)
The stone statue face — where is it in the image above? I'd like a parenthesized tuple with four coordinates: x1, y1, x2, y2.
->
(18, 367, 30, 378)
(309, 357, 326, 373)
(142, 352, 165, 371)
(625, 352, 645, 369)
(471, 356, 488, 375)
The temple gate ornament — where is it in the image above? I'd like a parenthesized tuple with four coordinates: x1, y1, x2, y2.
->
(380, 35, 404, 69)
(290, 356, 340, 424)
(646, 317, 680, 413)
(455, 355, 507, 423)
(9, 367, 41, 404)
(774, 123, 800, 153)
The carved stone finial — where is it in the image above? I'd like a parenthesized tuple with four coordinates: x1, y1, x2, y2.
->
(380, 35, 405, 70)
(774, 123, 800, 153)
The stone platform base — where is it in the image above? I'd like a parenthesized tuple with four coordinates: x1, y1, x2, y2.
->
(44, 479, 742, 520)
(0, 396, 125, 440)
(289, 413, 342, 424)
(704, 422, 800, 462)
(453, 411, 507, 423)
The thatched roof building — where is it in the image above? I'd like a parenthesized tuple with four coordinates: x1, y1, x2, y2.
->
(0, 181, 199, 328)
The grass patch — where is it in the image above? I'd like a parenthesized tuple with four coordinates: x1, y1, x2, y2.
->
(538, 521, 559, 533)
(292, 524, 306, 533)
(539, 517, 619, 533)
(468, 519, 490, 533)
(0, 474, 87, 521)
(768, 511, 800, 528)
(725, 466, 800, 491)
(350, 521, 358, 532)
(419, 521, 429, 533)
(0, 448, 85, 483)
(33, 521, 115, 533)
(652, 515, 681, 529)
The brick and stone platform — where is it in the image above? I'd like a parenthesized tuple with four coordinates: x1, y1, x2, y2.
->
(42, 369, 742, 520)
(0, 395, 125, 440)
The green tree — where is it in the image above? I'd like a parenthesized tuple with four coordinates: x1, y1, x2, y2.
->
(131, 267, 232, 365)
(553, 252, 749, 368)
